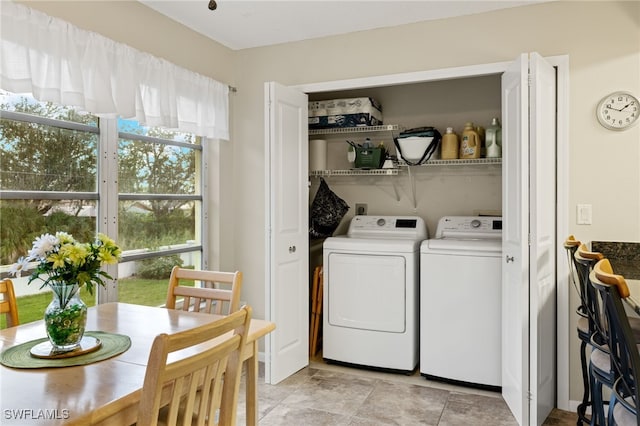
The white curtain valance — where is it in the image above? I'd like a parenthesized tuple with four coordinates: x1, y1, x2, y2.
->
(0, 2, 229, 140)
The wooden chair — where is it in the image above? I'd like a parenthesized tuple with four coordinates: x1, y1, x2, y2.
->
(137, 305, 252, 426)
(0, 279, 19, 328)
(166, 267, 242, 315)
(590, 260, 640, 426)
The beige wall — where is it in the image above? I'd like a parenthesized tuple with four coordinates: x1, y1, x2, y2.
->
(19, 0, 640, 406)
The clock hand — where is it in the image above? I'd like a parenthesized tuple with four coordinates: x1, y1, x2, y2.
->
(606, 105, 622, 112)
(619, 102, 633, 111)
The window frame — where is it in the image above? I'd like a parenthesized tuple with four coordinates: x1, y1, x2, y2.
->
(1, 105, 209, 304)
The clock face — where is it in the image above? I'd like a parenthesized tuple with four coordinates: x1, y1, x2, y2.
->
(596, 91, 639, 131)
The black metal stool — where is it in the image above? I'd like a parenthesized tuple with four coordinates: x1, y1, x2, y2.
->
(564, 236, 593, 425)
(589, 259, 640, 426)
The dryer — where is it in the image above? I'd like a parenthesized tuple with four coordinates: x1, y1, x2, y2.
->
(420, 215, 502, 389)
(323, 215, 427, 372)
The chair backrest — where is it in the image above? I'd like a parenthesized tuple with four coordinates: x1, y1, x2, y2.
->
(0, 279, 19, 328)
(138, 305, 252, 426)
(574, 244, 605, 339)
(590, 259, 640, 425)
(166, 267, 242, 315)
(563, 234, 580, 251)
(563, 235, 581, 309)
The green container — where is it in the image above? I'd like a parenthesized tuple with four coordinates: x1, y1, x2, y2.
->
(355, 147, 385, 169)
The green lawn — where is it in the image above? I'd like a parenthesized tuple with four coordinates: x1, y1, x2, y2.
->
(2, 277, 193, 328)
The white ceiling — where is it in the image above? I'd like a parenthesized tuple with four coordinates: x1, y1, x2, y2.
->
(138, 0, 550, 50)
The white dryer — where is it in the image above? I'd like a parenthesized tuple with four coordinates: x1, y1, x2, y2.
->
(420, 216, 502, 389)
(323, 215, 427, 372)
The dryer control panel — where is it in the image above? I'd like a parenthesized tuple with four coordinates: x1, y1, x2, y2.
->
(435, 216, 502, 240)
(347, 215, 428, 240)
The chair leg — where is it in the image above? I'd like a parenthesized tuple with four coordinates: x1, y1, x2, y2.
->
(577, 339, 591, 425)
(589, 364, 605, 426)
(607, 392, 617, 426)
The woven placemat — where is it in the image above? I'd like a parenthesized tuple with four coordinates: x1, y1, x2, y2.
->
(0, 331, 131, 369)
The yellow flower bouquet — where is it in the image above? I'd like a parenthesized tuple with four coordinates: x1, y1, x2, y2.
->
(11, 232, 121, 350)
(12, 232, 121, 294)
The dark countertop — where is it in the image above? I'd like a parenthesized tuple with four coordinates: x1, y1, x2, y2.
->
(591, 241, 640, 280)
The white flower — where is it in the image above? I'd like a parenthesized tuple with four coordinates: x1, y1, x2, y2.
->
(8, 257, 29, 277)
(29, 233, 59, 259)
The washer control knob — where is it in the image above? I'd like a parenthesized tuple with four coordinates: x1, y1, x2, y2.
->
(470, 219, 481, 228)
(376, 218, 386, 227)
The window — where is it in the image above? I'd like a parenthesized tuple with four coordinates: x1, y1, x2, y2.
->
(116, 118, 205, 305)
(0, 91, 207, 323)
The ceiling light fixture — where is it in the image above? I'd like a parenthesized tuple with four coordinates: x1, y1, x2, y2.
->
(208, 0, 217, 10)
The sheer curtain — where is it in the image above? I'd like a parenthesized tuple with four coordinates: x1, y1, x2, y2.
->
(0, 2, 229, 140)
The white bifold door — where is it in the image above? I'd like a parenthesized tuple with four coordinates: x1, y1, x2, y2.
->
(502, 52, 557, 426)
(264, 82, 309, 384)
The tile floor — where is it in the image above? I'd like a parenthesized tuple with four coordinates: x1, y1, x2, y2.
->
(236, 358, 579, 425)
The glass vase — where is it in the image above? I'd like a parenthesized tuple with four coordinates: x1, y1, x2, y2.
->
(44, 283, 87, 351)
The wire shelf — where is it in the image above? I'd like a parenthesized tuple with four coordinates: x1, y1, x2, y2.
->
(309, 124, 399, 136)
(398, 158, 502, 167)
(309, 159, 500, 177)
(309, 169, 400, 177)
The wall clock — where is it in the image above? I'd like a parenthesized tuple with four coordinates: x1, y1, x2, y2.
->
(596, 91, 639, 131)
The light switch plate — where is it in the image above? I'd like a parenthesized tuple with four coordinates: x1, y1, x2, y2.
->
(577, 204, 592, 225)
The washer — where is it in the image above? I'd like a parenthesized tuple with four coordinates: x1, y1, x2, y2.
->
(420, 215, 502, 389)
(323, 215, 427, 372)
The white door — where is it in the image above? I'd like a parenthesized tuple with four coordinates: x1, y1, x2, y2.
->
(265, 82, 309, 384)
(501, 53, 530, 426)
(501, 53, 557, 425)
(528, 52, 557, 426)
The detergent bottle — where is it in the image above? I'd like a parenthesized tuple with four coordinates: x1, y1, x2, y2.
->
(440, 127, 459, 160)
(485, 117, 502, 158)
(459, 122, 481, 159)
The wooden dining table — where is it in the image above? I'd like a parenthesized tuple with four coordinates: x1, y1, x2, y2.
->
(0, 302, 275, 425)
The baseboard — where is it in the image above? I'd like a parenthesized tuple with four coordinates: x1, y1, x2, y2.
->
(568, 400, 580, 412)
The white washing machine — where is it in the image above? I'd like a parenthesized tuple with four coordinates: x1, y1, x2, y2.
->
(323, 215, 427, 372)
(420, 215, 502, 389)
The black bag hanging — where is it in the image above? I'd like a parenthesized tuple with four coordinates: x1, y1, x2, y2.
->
(393, 126, 442, 166)
(309, 178, 350, 239)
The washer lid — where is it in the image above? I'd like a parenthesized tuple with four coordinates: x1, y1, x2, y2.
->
(422, 238, 502, 253)
(325, 236, 422, 252)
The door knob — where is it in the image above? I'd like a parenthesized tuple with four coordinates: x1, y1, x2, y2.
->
(505, 255, 514, 263)
(289, 246, 296, 253)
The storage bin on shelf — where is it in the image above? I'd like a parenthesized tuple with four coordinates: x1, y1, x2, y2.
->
(308, 97, 383, 129)
(394, 127, 442, 165)
(354, 146, 386, 169)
